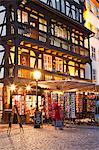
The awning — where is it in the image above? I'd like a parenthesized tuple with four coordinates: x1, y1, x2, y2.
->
(38, 79, 96, 92)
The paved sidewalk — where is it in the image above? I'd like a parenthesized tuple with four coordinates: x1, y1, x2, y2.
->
(0, 124, 99, 150)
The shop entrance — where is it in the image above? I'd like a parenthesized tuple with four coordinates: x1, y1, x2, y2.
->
(12, 95, 25, 123)
(25, 95, 41, 123)
(12, 95, 25, 115)
(11, 93, 42, 123)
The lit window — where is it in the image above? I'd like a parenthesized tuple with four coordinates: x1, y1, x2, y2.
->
(17, 9, 21, 22)
(55, 57, 63, 72)
(22, 11, 28, 23)
(39, 18, 47, 32)
(43, 54, 52, 71)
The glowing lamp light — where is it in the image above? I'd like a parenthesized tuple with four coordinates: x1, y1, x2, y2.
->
(10, 84, 16, 91)
(33, 70, 41, 80)
(26, 85, 31, 91)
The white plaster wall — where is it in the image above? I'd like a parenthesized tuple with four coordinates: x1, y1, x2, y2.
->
(85, 9, 99, 84)
(88, 11, 99, 84)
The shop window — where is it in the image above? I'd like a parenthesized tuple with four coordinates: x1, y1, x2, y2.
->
(12, 95, 25, 115)
(26, 95, 41, 112)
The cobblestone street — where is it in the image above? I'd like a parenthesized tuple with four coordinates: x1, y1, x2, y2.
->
(0, 124, 99, 150)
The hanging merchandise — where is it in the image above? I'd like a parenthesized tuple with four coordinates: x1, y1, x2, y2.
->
(69, 93, 76, 119)
(64, 92, 76, 119)
(87, 94, 96, 113)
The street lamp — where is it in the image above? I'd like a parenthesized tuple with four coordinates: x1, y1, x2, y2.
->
(33, 70, 41, 111)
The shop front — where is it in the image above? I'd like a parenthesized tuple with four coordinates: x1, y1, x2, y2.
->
(2, 84, 43, 123)
(1, 80, 99, 124)
(38, 80, 97, 122)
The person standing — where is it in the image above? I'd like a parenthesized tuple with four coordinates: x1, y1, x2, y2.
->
(54, 105, 63, 130)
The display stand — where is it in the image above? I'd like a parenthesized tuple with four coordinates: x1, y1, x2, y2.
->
(34, 111, 42, 128)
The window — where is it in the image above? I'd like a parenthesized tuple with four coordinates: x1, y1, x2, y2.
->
(39, 18, 47, 32)
(43, 54, 52, 71)
(51, 22, 67, 39)
(92, 69, 96, 80)
(56, 0, 60, 11)
(17, 10, 28, 23)
(61, 0, 65, 13)
(91, 46, 96, 60)
(86, 0, 91, 10)
(17, 9, 21, 22)
(80, 69, 84, 78)
(22, 11, 28, 23)
(55, 57, 63, 72)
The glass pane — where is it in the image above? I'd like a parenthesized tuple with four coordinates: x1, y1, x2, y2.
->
(0, 11, 6, 25)
(22, 11, 28, 23)
(0, 6, 6, 11)
(0, 51, 4, 65)
(30, 57, 35, 68)
(0, 68, 4, 78)
(1, 25, 6, 36)
(69, 66, 74, 76)
(10, 52, 14, 64)
(17, 9, 21, 22)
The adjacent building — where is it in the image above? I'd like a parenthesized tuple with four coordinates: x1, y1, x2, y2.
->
(84, 0, 99, 84)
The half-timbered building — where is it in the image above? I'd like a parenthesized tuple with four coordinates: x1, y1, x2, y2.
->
(0, 0, 94, 122)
